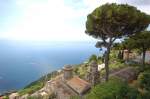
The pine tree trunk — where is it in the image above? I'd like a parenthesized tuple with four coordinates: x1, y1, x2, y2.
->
(105, 46, 111, 82)
(121, 50, 124, 60)
(142, 49, 146, 70)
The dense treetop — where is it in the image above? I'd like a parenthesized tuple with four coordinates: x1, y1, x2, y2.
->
(124, 31, 150, 50)
(86, 3, 150, 39)
(122, 31, 150, 52)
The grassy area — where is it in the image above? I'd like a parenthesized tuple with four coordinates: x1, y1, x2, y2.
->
(86, 77, 139, 99)
(18, 82, 44, 95)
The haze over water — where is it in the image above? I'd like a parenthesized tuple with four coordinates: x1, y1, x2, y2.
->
(0, 40, 100, 93)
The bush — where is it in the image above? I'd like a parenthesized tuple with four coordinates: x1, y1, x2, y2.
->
(86, 77, 124, 99)
(126, 87, 139, 99)
(140, 91, 150, 99)
(138, 70, 150, 91)
(2, 96, 9, 99)
(88, 54, 98, 63)
(86, 77, 139, 99)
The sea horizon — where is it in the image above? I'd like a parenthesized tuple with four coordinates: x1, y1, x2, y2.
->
(0, 40, 101, 93)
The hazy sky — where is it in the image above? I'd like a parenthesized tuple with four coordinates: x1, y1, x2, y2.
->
(0, 0, 150, 41)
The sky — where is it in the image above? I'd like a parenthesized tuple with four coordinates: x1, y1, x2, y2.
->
(0, 0, 150, 41)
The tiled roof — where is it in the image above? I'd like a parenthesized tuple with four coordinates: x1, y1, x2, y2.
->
(67, 76, 91, 94)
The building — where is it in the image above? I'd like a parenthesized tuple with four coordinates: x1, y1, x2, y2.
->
(123, 50, 130, 61)
(9, 93, 19, 99)
(66, 76, 91, 95)
(123, 49, 139, 62)
(29, 65, 91, 99)
(42, 65, 91, 99)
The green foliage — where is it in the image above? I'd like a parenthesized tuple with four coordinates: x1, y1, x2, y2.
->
(108, 50, 126, 69)
(18, 71, 59, 95)
(88, 54, 103, 64)
(126, 87, 139, 99)
(113, 43, 124, 50)
(89, 54, 98, 62)
(2, 96, 9, 99)
(73, 54, 104, 78)
(109, 60, 125, 70)
(110, 50, 118, 59)
(86, 77, 124, 99)
(138, 70, 150, 91)
(76, 64, 89, 78)
(19, 82, 44, 95)
(74, 67, 79, 74)
(86, 77, 139, 99)
(86, 3, 150, 39)
(123, 31, 150, 51)
(112, 43, 125, 60)
(140, 91, 150, 99)
(70, 96, 81, 99)
(27, 96, 40, 99)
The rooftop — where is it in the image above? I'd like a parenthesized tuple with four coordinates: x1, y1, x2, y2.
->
(67, 76, 91, 94)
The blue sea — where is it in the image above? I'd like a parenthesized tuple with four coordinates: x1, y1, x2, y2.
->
(0, 40, 100, 93)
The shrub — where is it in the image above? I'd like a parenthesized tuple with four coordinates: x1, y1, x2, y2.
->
(126, 87, 139, 99)
(2, 96, 9, 99)
(86, 78, 128, 99)
(140, 91, 150, 99)
(138, 70, 150, 91)
(89, 54, 98, 63)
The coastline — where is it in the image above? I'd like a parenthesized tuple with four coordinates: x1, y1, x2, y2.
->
(0, 41, 99, 93)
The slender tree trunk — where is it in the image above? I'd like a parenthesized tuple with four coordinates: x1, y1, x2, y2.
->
(142, 48, 146, 70)
(105, 45, 111, 82)
(126, 50, 129, 62)
(121, 50, 124, 60)
(118, 50, 121, 59)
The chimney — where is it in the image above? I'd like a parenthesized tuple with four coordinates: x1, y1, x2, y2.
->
(90, 60, 100, 86)
(63, 65, 73, 80)
(90, 60, 98, 73)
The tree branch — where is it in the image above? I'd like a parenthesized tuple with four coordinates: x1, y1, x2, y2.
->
(112, 37, 117, 42)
